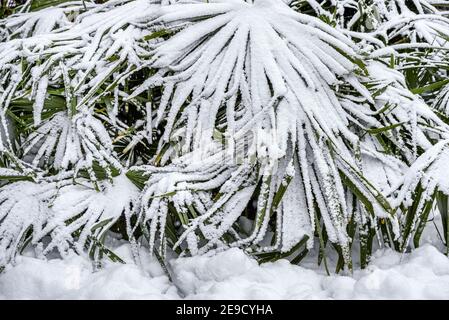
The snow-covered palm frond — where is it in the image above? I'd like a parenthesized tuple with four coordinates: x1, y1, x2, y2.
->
(394, 140, 449, 203)
(388, 140, 449, 250)
(130, 0, 362, 146)
(433, 85, 449, 116)
(0, 173, 139, 266)
(0, 0, 158, 124)
(0, 1, 88, 42)
(374, 2, 449, 47)
(294, 0, 449, 38)
(129, 145, 258, 256)
(351, 1, 449, 131)
(40, 173, 139, 256)
(302, 1, 449, 117)
(364, 61, 449, 159)
(0, 0, 162, 171)
(353, 61, 449, 252)
(23, 110, 121, 177)
(123, 0, 405, 264)
(0, 179, 62, 266)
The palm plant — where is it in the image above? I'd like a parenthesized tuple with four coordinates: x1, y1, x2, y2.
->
(1, 0, 449, 274)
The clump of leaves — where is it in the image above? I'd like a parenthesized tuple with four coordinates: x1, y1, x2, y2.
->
(1, 0, 449, 273)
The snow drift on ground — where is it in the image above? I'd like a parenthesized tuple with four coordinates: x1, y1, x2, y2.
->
(2, 234, 449, 299)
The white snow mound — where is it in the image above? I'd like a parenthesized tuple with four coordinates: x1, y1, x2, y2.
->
(2, 244, 449, 299)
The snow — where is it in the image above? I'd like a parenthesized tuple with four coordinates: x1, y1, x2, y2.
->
(172, 245, 449, 299)
(2, 231, 449, 299)
(0, 244, 178, 299)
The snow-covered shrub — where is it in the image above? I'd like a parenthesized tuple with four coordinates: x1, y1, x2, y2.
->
(1, 0, 449, 273)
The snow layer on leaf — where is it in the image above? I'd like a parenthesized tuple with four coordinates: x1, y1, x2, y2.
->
(23, 111, 120, 173)
(394, 140, 449, 205)
(280, 167, 312, 252)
